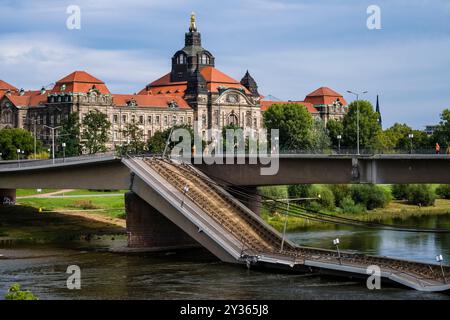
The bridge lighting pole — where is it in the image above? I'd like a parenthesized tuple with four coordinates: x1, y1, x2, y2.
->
(280, 200, 290, 252)
(436, 255, 446, 284)
(408, 133, 414, 154)
(333, 238, 342, 265)
(43, 125, 62, 165)
(181, 184, 189, 208)
(17, 149, 21, 168)
(337, 134, 342, 154)
(62, 142, 66, 163)
(347, 90, 367, 155)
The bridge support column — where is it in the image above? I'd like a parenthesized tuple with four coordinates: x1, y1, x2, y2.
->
(0, 189, 16, 206)
(228, 186, 261, 216)
(125, 192, 197, 250)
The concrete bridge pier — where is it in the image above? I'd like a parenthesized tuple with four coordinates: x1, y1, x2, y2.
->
(0, 189, 16, 206)
(228, 186, 261, 216)
(125, 192, 197, 250)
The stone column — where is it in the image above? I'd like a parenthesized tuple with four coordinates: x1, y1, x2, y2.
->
(125, 192, 197, 250)
(0, 189, 16, 206)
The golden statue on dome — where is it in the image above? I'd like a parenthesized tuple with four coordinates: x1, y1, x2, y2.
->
(189, 12, 197, 32)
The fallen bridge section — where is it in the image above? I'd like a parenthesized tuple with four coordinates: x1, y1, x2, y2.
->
(123, 156, 450, 292)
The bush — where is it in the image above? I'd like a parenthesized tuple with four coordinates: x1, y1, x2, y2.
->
(436, 184, 450, 199)
(349, 184, 391, 210)
(313, 186, 335, 210)
(258, 186, 288, 213)
(5, 283, 38, 300)
(406, 184, 436, 206)
(339, 196, 365, 214)
(391, 184, 410, 200)
(73, 200, 98, 210)
(288, 184, 311, 198)
(328, 184, 350, 207)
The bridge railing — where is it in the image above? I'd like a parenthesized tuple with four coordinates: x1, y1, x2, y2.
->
(0, 151, 117, 170)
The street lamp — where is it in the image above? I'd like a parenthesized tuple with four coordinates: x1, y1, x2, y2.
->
(17, 149, 21, 167)
(337, 134, 342, 153)
(43, 125, 62, 164)
(62, 142, 66, 162)
(347, 90, 368, 155)
(333, 238, 342, 265)
(436, 255, 446, 284)
(408, 133, 414, 154)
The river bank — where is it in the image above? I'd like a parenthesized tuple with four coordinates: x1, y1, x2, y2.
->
(264, 199, 450, 231)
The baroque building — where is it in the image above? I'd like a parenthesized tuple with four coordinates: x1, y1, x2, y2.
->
(0, 14, 348, 151)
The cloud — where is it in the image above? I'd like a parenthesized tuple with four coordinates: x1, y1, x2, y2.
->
(0, 33, 168, 93)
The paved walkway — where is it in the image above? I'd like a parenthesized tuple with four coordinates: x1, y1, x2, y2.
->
(17, 189, 75, 199)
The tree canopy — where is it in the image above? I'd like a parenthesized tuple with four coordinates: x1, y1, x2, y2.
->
(59, 112, 82, 157)
(81, 110, 111, 154)
(263, 103, 319, 151)
(120, 120, 146, 155)
(0, 128, 38, 160)
(432, 109, 450, 147)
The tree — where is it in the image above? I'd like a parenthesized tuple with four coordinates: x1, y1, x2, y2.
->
(263, 103, 315, 151)
(326, 119, 343, 149)
(59, 112, 81, 157)
(147, 124, 194, 155)
(432, 109, 450, 148)
(0, 128, 37, 160)
(120, 120, 146, 155)
(311, 119, 331, 150)
(81, 110, 111, 154)
(379, 123, 430, 152)
(341, 100, 382, 151)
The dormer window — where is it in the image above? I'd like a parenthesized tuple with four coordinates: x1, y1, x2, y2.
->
(176, 54, 186, 64)
(199, 53, 210, 64)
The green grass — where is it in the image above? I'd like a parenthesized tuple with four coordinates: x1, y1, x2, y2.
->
(16, 189, 57, 197)
(16, 195, 126, 219)
(0, 205, 124, 241)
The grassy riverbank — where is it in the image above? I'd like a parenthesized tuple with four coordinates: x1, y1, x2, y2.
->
(0, 205, 125, 242)
(263, 199, 450, 232)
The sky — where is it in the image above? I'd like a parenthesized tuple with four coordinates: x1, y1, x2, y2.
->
(0, 0, 449, 129)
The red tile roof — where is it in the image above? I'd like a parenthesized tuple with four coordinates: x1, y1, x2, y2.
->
(304, 86, 347, 106)
(138, 66, 250, 95)
(4, 94, 48, 107)
(260, 100, 318, 114)
(0, 80, 17, 92)
(51, 71, 110, 94)
(113, 94, 190, 109)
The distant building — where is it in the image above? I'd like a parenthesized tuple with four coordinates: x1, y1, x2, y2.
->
(0, 14, 348, 149)
(424, 125, 438, 136)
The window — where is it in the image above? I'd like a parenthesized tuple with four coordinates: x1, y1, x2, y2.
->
(202, 114, 207, 127)
(147, 115, 152, 124)
(122, 114, 127, 123)
(56, 114, 60, 124)
(164, 115, 168, 126)
(187, 117, 192, 125)
(147, 130, 152, 138)
(180, 116, 184, 124)
(176, 54, 186, 64)
(131, 115, 136, 123)
(253, 118, 257, 128)
(50, 115, 54, 125)
(139, 115, 144, 125)
(113, 114, 118, 123)
(200, 53, 210, 64)
(155, 115, 160, 125)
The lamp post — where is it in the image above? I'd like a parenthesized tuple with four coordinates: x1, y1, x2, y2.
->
(62, 142, 66, 162)
(436, 255, 446, 284)
(408, 133, 414, 154)
(337, 134, 342, 153)
(43, 125, 62, 164)
(347, 90, 368, 155)
(17, 149, 21, 167)
(333, 238, 342, 265)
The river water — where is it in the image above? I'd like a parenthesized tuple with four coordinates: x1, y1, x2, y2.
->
(1, 214, 450, 300)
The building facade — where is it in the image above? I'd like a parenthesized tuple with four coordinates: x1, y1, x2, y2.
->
(0, 14, 348, 150)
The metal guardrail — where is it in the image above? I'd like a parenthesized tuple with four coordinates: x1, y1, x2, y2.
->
(0, 152, 117, 170)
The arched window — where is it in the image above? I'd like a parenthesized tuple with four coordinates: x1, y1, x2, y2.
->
(228, 113, 238, 126)
(177, 54, 186, 64)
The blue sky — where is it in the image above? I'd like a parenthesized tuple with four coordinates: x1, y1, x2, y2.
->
(0, 0, 449, 128)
